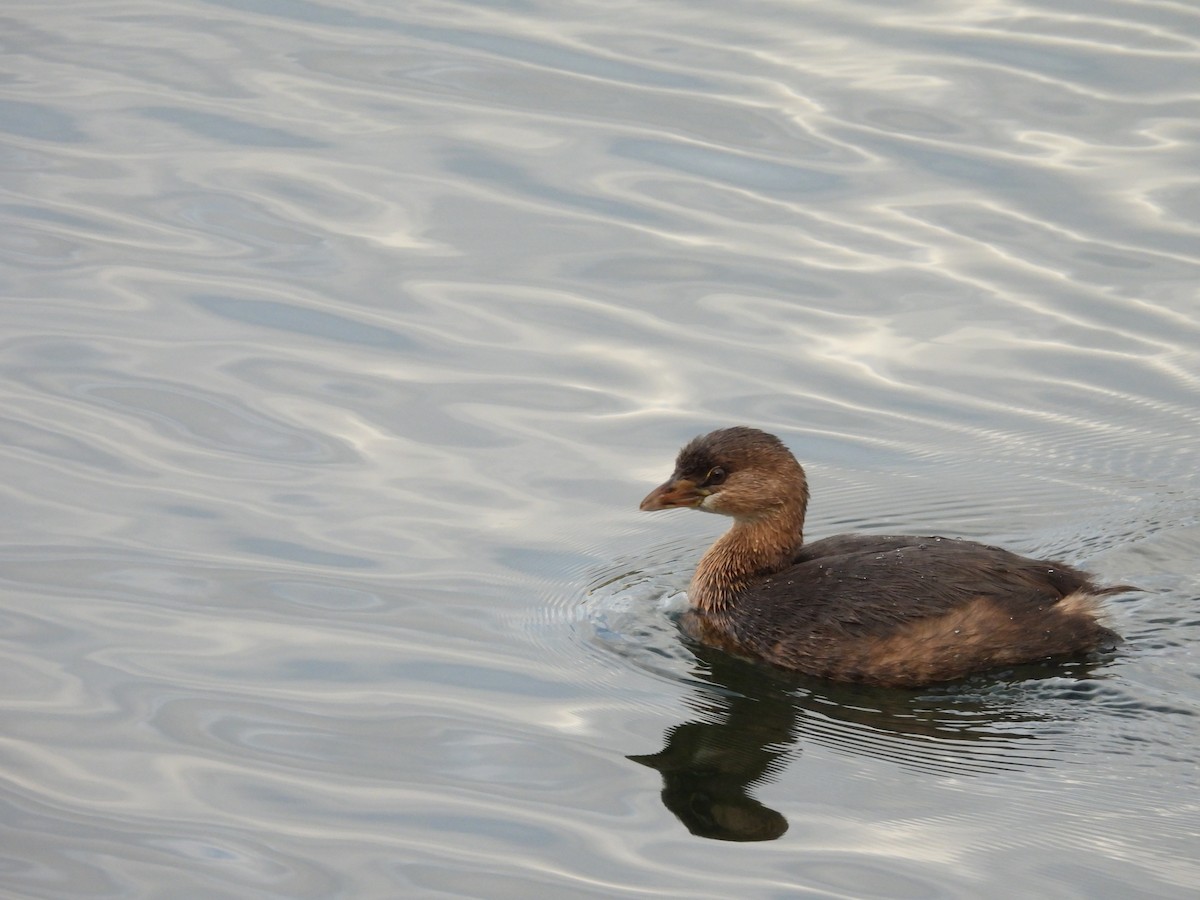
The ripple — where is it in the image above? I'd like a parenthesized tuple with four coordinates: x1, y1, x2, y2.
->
(572, 541, 1064, 777)
(570, 494, 1199, 790)
(135, 106, 330, 149)
(2, 0, 1200, 893)
(0, 98, 86, 142)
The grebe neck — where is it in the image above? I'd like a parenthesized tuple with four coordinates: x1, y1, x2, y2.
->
(689, 507, 805, 614)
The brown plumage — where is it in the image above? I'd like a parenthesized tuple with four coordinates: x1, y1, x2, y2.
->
(640, 427, 1127, 687)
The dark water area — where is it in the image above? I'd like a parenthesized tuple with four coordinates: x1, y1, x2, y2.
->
(2, 0, 1199, 897)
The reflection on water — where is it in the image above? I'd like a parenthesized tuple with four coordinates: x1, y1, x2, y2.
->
(629, 644, 1107, 842)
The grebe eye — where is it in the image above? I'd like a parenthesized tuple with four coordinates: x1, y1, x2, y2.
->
(704, 466, 726, 486)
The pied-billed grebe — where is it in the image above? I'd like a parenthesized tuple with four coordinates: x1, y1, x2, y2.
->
(640, 427, 1127, 687)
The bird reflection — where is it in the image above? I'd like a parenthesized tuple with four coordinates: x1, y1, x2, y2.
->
(630, 642, 1100, 842)
(627, 652, 795, 841)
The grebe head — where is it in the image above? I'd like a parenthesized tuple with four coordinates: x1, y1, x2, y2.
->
(639, 426, 808, 521)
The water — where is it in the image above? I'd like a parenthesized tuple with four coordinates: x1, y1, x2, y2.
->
(2, 0, 1199, 896)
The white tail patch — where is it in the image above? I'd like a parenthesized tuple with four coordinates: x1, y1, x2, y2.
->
(1057, 590, 1103, 620)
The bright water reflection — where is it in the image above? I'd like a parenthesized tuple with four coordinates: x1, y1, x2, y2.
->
(2, 0, 1199, 896)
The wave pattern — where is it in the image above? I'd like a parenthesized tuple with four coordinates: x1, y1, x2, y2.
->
(2, 0, 1199, 895)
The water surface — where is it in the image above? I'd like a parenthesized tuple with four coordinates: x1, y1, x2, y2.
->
(2, 0, 1199, 897)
